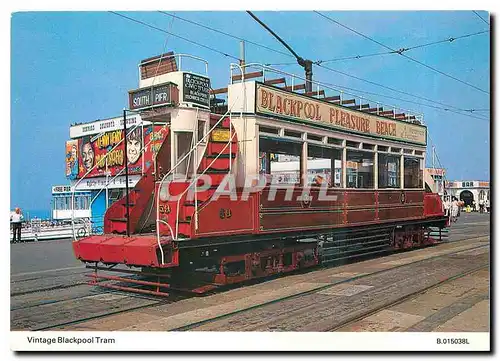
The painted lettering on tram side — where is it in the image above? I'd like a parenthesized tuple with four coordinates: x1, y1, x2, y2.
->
(256, 84, 426, 144)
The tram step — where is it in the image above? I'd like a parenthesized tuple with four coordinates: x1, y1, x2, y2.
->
(210, 117, 231, 128)
(121, 202, 136, 207)
(208, 141, 237, 155)
(108, 217, 128, 222)
(202, 172, 228, 186)
(203, 168, 230, 174)
(159, 221, 192, 238)
(200, 156, 233, 171)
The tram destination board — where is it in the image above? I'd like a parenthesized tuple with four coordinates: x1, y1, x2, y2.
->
(183, 73, 210, 107)
(128, 82, 176, 111)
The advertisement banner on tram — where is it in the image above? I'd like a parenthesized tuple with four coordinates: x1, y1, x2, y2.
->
(66, 124, 168, 179)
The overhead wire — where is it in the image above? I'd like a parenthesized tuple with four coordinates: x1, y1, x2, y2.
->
(316, 63, 489, 121)
(314, 75, 489, 122)
(472, 10, 490, 26)
(110, 11, 489, 121)
(109, 11, 240, 61)
(157, 11, 295, 59)
(314, 11, 490, 95)
(315, 30, 489, 64)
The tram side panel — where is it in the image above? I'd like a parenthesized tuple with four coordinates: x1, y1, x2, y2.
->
(188, 188, 443, 239)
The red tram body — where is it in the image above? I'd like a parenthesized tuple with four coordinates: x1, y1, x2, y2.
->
(72, 53, 447, 295)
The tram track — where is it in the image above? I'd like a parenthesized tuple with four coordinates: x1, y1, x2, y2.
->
(30, 298, 176, 331)
(10, 282, 89, 297)
(170, 239, 489, 331)
(12, 235, 488, 331)
(324, 264, 489, 332)
(10, 287, 165, 312)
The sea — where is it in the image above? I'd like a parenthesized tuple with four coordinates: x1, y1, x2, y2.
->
(21, 209, 52, 221)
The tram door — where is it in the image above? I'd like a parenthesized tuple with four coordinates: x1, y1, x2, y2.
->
(174, 131, 194, 179)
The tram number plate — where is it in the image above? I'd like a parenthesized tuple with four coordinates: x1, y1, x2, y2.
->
(159, 204, 171, 214)
(219, 208, 232, 219)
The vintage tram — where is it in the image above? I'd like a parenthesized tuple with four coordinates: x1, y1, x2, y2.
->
(72, 53, 447, 296)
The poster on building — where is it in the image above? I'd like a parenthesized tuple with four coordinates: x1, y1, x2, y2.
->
(74, 124, 168, 178)
(65, 140, 79, 180)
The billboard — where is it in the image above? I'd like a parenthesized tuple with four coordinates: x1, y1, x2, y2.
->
(65, 140, 79, 180)
(67, 124, 168, 179)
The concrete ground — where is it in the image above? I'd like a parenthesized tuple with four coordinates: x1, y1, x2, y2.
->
(11, 212, 490, 332)
(55, 235, 489, 332)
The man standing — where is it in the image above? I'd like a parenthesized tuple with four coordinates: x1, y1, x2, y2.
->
(10, 207, 24, 243)
(479, 198, 485, 214)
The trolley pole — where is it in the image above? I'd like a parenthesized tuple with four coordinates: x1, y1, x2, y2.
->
(123, 109, 131, 237)
(246, 11, 313, 92)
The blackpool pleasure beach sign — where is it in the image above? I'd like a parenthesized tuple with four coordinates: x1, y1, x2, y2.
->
(255, 83, 427, 145)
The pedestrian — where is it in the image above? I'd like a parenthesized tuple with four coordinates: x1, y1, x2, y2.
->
(479, 198, 485, 214)
(10, 207, 24, 243)
(443, 197, 451, 218)
(451, 198, 459, 223)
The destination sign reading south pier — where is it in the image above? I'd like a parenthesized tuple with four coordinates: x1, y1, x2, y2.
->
(128, 82, 177, 110)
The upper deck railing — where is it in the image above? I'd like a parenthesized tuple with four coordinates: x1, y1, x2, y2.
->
(139, 53, 209, 77)
(221, 63, 424, 125)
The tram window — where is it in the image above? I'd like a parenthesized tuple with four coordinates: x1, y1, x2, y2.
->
(404, 157, 423, 188)
(284, 130, 302, 139)
(307, 134, 323, 142)
(308, 145, 342, 187)
(260, 137, 302, 184)
(391, 147, 401, 153)
(415, 150, 423, 156)
(362, 143, 375, 150)
(403, 149, 413, 154)
(197, 120, 206, 142)
(378, 154, 400, 188)
(175, 131, 194, 177)
(378, 145, 388, 152)
(109, 189, 124, 203)
(328, 137, 342, 146)
(346, 150, 374, 188)
(259, 126, 279, 135)
(346, 141, 359, 148)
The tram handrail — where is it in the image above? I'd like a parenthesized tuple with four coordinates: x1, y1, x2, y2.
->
(71, 121, 143, 241)
(230, 62, 425, 124)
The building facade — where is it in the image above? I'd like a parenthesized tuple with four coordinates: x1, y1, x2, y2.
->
(445, 180, 490, 208)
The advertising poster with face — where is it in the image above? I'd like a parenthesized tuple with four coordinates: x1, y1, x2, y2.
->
(65, 140, 79, 180)
(74, 125, 168, 178)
